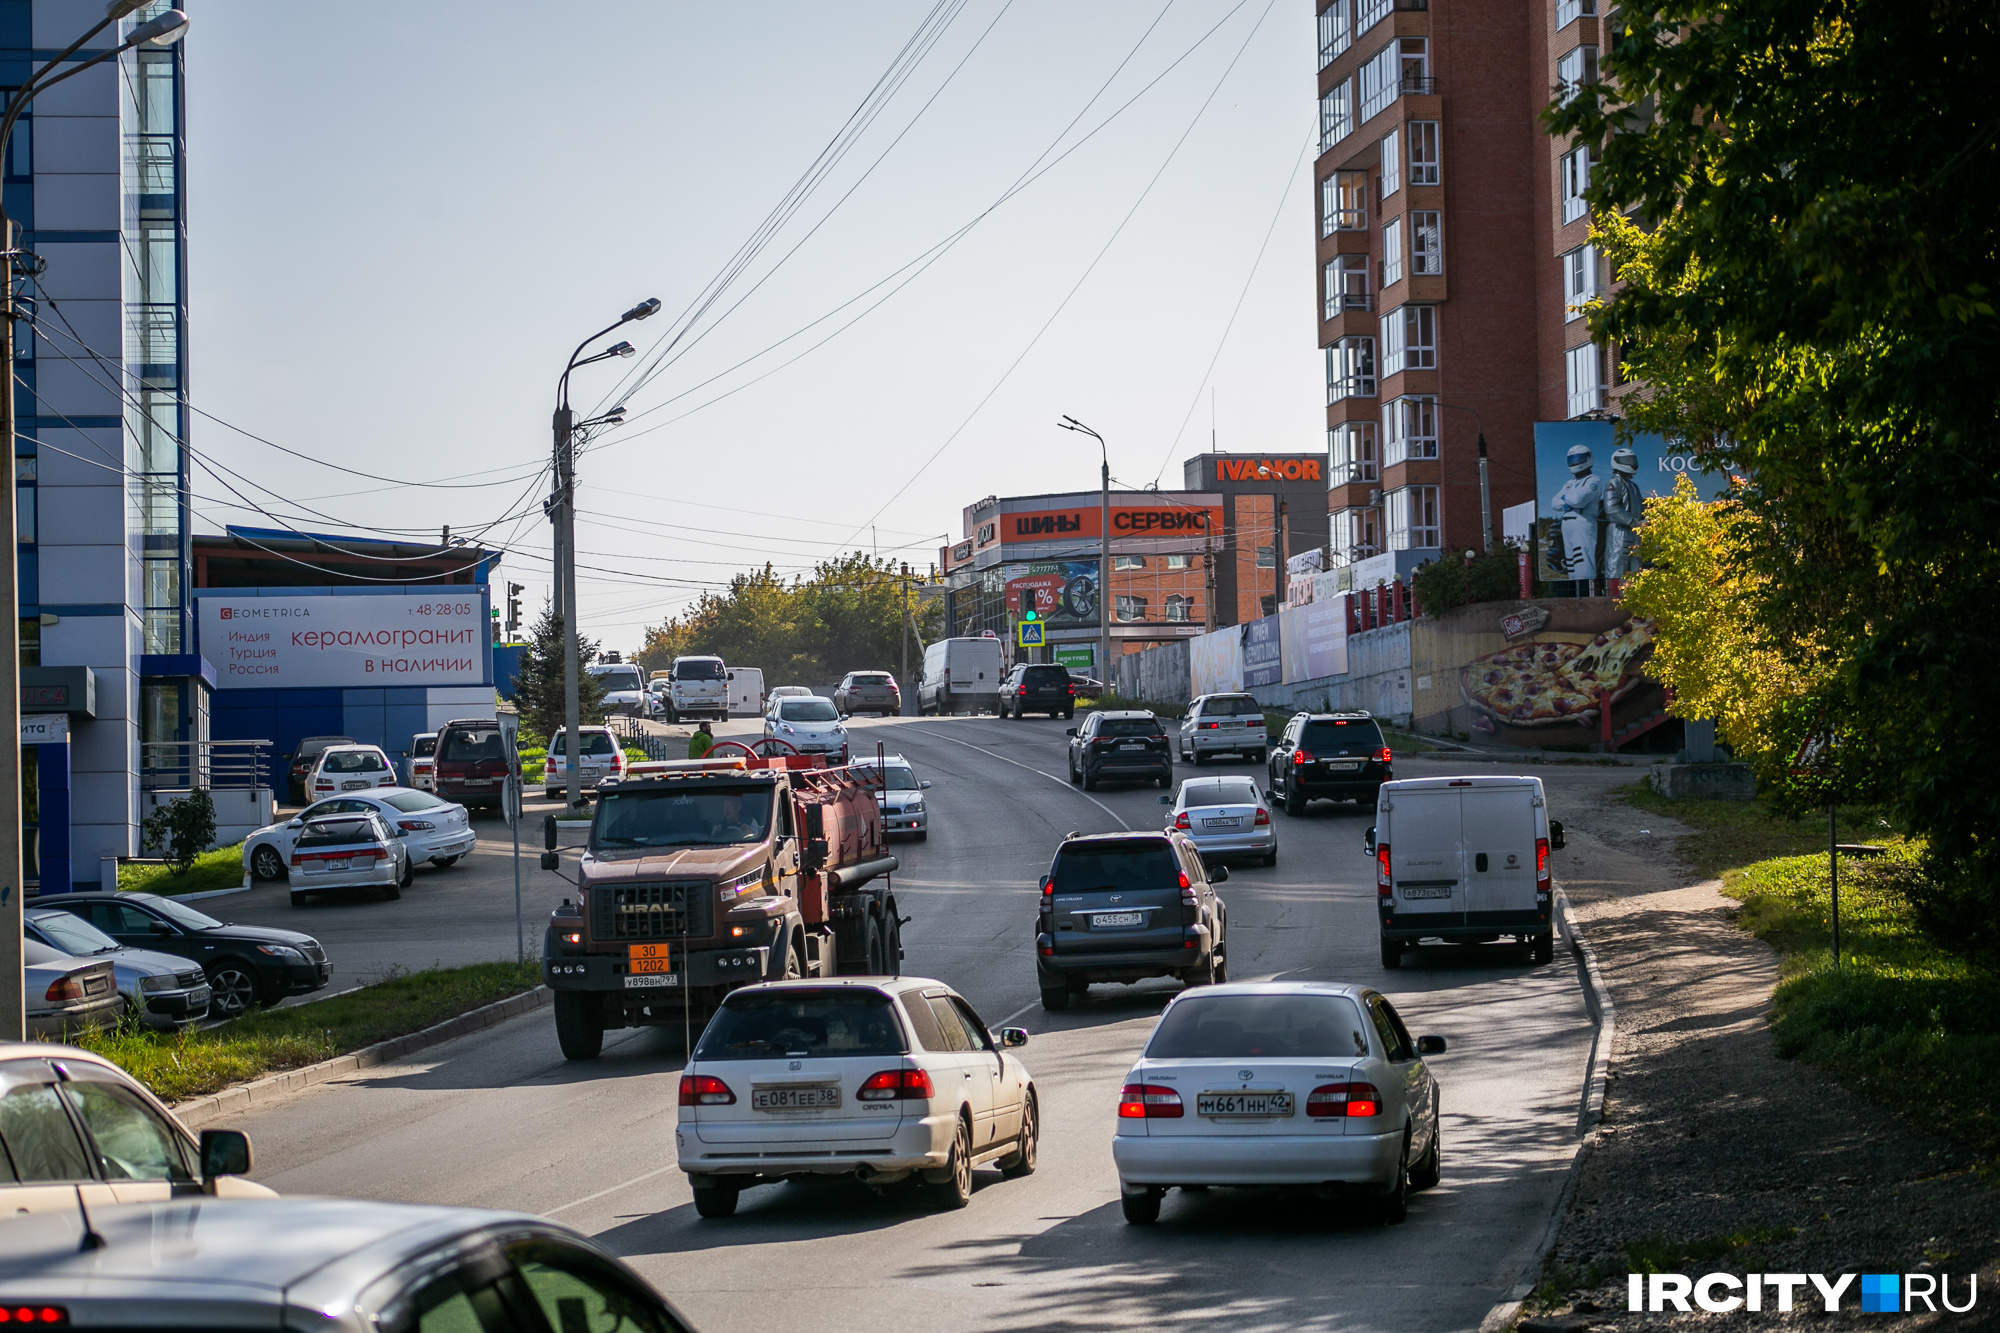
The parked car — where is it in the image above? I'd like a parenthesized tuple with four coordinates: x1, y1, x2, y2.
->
(997, 663, 1075, 720)
(1035, 830, 1227, 1011)
(1162, 776, 1276, 867)
(852, 752, 931, 841)
(763, 696, 849, 762)
(246, 788, 473, 884)
(433, 717, 507, 810)
(408, 731, 438, 789)
(1179, 693, 1269, 764)
(23, 941, 120, 1039)
(833, 671, 901, 717)
(544, 725, 628, 800)
(284, 812, 415, 905)
(303, 743, 399, 803)
(1066, 711, 1173, 790)
(1267, 711, 1393, 814)
(0, 1042, 272, 1220)
(0, 1196, 690, 1332)
(37, 892, 329, 1019)
(1369, 774, 1564, 968)
(1111, 982, 1445, 1224)
(1067, 671, 1107, 696)
(590, 660, 649, 716)
(284, 735, 354, 804)
(25, 908, 210, 1029)
(676, 977, 1036, 1218)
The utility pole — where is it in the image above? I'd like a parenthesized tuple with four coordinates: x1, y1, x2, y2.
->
(1203, 527, 1217, 633)
(1058, 416, 1113, 687)
(1277, 498, 1289, 613)
(899, 562, 911, 713)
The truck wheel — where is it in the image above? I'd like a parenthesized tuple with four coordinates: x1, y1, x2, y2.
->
(885, 914, 903, 976)
(864, 917, 887, 974)
(923, 1118, 974, 1211)
(692, 1184, 739, 1219)
(1380, 937, 1404, 970)
(1531, 929, 1555, 965)
(554, 991, 605, 1060)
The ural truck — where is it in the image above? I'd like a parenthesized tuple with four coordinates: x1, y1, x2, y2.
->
(541, 745, 904, 1060)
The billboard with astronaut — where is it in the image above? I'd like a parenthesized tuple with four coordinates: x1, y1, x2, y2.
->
(1532, 422, 1730, 582)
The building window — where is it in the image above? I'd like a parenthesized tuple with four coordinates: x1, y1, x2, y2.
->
(1380, 304, 1435, 377)
(1330, 420, 1379, 485)
(1360, 38, 1430, 121)
(1382, 395, 1438, 465)
(1382, 216, 1404, 287)
(1557, 46, 1598, 105)
(1561, 143, 1594, 224)
(1379, 128, 1401, 197)
(1564, 244, 1599, 320)
(1114, 554, 1146, 571)
(1409, 210, 1443, 275)
(15, 480, 32, 546)
(1319, 1, 1349, 66)
(1557, 0, 1595, 28)
(1408, 120, 1439, 185)
(1165, 553, 1189, 570)
(1115, 595, 1148, 622)
(1255, 545, 1276, 569)
(1327, 337, 1377, 401)
(1320, 80, 1353, 153)
(1385, 485, 1441, 550)
(18, 618, 38, 667)
(1566, 342, 1605, 417)
(1356, 0, 1394, 39)
(1323, 169, 1368, 237)
(1333, 506, 1382, 561)
(1324, 253, 1369, 318)
(1164, 594, 1192, 622)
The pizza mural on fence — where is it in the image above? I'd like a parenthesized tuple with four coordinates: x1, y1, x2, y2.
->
(1460, 618, 1657, 733)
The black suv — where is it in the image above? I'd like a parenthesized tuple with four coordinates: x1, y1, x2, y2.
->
(1067, 711, 1172, 790)
(1266, 711, 1393, 814)
(1035, 830, 1228, 1010)
(999, 663, 1076, 719)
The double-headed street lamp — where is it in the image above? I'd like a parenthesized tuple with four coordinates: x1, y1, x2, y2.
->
(0, 3, 189, 1038)
(550, 300, 657, 815)
(1057, 417, 1111, 685)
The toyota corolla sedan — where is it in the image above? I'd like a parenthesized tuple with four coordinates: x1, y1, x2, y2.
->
(676, 978, 1036, 1218)
(763, 696, 849, 763)
(1163, 776, 1276, 867)
(1111, 982, 1445, 1225)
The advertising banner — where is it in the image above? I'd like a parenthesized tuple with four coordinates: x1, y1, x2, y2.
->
(1280, 598, 1349, 684)
(1003, 560, 1100, 629)
(997, 502, 1223, 544)
(1189, 625, 1244, 698)
(1534, 421, 1731, 581)
(1054, 645, 1096, 674)
(1241, 614, 1283, 689)
(198, 593, 487, 690)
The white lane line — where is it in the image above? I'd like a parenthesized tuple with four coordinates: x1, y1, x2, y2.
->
(545, 1162, 682, 1217)
(903, 726, 1129, 831)
(996, 1000, 1038, 1028)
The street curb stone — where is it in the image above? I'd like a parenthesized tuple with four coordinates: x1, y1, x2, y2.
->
(170, 985, 551, 1130)
(1477, 887, 1615, 1333)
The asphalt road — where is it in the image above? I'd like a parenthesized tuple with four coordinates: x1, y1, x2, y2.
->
(224, 715, 1602, 1333)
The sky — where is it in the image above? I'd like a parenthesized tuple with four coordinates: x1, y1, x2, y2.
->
(183, 1, 1323, 647)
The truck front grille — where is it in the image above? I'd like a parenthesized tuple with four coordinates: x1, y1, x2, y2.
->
(595, 880, 713, 941)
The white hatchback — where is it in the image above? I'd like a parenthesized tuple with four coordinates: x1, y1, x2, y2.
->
(762, 696, 849, 763)
(305, 744, 399, 802)
(1112, 982, 1445, 1225)
(676, 978, 1037, 1218)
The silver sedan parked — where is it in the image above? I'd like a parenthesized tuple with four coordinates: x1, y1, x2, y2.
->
(25, 907, 210, 1029)
(1163, 776, 1277, 867)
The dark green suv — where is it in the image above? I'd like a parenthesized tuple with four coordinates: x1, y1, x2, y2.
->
(1266, 712, 1393, 813)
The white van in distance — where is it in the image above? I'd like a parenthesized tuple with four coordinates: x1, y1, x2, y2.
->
(1366, 775, 1566, 969)
(917, 636, 1005, 715)
(727, 666, 765, 717)
(666, 655, 729, 723)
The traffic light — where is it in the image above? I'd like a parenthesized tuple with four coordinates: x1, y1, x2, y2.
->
(506, 583, 524, 637)
(1021, 588, 1040, 621)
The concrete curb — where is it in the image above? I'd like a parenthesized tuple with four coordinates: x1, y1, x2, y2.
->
(171, 985, 552, 1130)
(1476, 887, 1615, 1333)
(178, 884, 253, 903)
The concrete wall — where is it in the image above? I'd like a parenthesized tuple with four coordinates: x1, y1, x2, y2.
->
(1115, 639, 1191, 706)
(1113, 622, 1414, 726)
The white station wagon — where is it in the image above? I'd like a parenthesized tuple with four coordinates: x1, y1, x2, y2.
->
(676, 978, 1037, 1217)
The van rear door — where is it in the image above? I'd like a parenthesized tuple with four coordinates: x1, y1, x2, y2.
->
(1386, 786, 1466, 927)
(1459, 781, 1539, 925)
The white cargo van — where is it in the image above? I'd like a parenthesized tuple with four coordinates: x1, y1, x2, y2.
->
(666, 655, 729, 723)
(917, 636, 1005, 715)
(1366, 775, 1566, 968)
(727, 666, 765, 717)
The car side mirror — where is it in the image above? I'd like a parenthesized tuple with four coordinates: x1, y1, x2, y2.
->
(1209, 865, 1229, 883)
(919, 780, 932, 790)
(1548, 820, 1566, 851)
(1263, 789, 1277, 804)
(999, 1027, 1029, 1048)
(1415, 1035, 1447, 1056)
(286, 818, 303, 829)
(1158, 795, 1171, 805)
(199, 1129, 252, 1188)
(539, 851, 561, 871)
(1365, 825, 1377, 854)
(150, 920, 172, 936)
(1065, 728, 1077, 738)
(543, 814, 558, 851)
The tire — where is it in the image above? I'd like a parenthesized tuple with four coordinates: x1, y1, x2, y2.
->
(1067, 758, 1081, 787)
(1039, 984, 1071, 1012)
(924, 1118, 974, 1211)
(1121, 1188, 1163, 1225)
(664, 703, 677, 725)
(398, 857, 415, 890)
(288, 892, 307, 907)
(1082, 768, 1098, 792)
(432, 855, 460, 869)
(1379, 1134, 1410, 1224)
(205, 961, 260, 1019)
(1157, 774, 1172, 790)
(1532, 929, 1555, 965)
(1284, 784, 1306, 817)
(1212, 950, 1228, 984)
(1263, 849, 1278, 867)
(553, 991, 606, 1060)
(1409, 1103, 1442, 1191)
(1251, 750, 1267, 764)
(1380, 937, 1404, 969)
(1064, 709, 1074, 720)
(250, 844, 286, 882)
(546, 790, 561, 801)
(1000, 1092, 1039, 1178)
(381, 876, 402, 901)
(885, 914, 903, 976)
(863, 916, 887, 975)
(1188, 750, 1204, 766)
(1182, 952, 1216, 989)
(692, 1184, 739, 1219)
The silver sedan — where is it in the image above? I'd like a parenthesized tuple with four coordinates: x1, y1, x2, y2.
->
(1163, 775, 1277, 867)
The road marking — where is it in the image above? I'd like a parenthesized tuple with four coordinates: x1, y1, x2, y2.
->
(903, 726, 1128, 831)
(996, 1000, 1038, 1027)
(545, 1162, 683, 1217)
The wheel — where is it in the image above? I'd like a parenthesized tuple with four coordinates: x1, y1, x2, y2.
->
(1183, 950, 1216, 988)
(1380, 937, 1404, 969)
(1251, 749, 1266, 764)
(553, 991, 606, 1060)
(1263, 849, 1278, 867)
(1039, 984, 1071, 1012)
(1157, 774, 1171, 790)
(1409, 1102, 1442, 1191)
(250, 844, 286, 882)
(381, 875, 402, 901)
(1067, 758, 1081, 786)
(1284, 784, 1306, 816)
(1379, 1134, 1410, 1224)
(863, 916, 887, 975)
(1000, 1091, 1039, 1178)
(1082, 768, 1098, 792)
(692, 1184, 739, 1219)
(1121, 1188, 1162, 1225)
(288, 892, 307, 907)
(432, 855, 460, 869)
(777, 933, 804, 982)
(924, 1118, 974, 1211)
(205, 961, 260, 1019)
(664, 703, 677, 724)
(914, 830, 928, 842)
(1212, 949, 1228, 984)
(1188, 750, 1204, 766)
(546, 790, 561, 801)
(398, 856, 415, 889)
(885, 914, 903, 976)
(1064, 708, 1074, 720)
(1532, 929, 1555, 965)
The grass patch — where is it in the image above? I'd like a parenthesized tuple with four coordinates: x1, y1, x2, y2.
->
(117, 844, 245, 897)
(1620, 783, 1897, 880)
(74, 960, 541, 1105)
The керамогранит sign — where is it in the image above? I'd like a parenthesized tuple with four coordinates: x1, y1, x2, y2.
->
(196, 594, 487, 689)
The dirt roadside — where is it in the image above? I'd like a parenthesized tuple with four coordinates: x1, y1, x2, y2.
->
(1524, 776, 2000, 1329)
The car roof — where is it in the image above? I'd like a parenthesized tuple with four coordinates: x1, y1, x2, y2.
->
(318, 743, 387, 754)
(1295, 710, 1375, 721)
(1164, 980, 1373, 1003)
(1061, 829, 1173, 846)
(1091, 710, 1157, 719)
(722, 976, 943, 999)
(777, 694, 835, 704)
(296, 735, 352, 746)
(851, 753, 911, 766)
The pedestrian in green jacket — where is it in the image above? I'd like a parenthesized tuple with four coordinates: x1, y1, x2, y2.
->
(688, 720, 715, 760)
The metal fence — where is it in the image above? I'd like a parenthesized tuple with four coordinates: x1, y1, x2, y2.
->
(140, 739, 272, 792)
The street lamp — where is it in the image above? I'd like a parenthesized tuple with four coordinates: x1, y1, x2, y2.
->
(0, 4, 190, 1039)
(1435, 402, 1493, 552)
(551, 298, 658, 816)
(1058, 416, 1111, 689)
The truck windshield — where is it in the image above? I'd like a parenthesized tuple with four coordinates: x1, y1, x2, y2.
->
(594, 786, 774, 847)
(594, 668, 643, 692)
(674, 660, 726, 681)
(695, 988, 907, 1060)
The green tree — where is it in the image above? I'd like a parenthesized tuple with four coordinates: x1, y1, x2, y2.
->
(512, 602, 606, 744)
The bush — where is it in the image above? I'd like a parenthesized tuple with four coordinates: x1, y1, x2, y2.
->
(1411, 547, 1541, 615)
(139, 789, 217, 874)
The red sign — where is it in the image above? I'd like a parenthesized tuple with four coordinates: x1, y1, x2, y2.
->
(1213, 457, 1322, 483)
(1000, 504, 1221, 543)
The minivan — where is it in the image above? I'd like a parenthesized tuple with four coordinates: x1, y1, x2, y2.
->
(668, 655, 730, 723)
(917, 637, 1005, 715)
(728, 666, 766, 717)
(1366, 774, 1565, 969)
(432, 717, 506, 810)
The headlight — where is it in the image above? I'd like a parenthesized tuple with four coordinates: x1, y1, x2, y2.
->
(780, 724, 795, 734)
(256, 945, 305, 962)
(904, 799, 923, 813)
(138, 974, 174, 993)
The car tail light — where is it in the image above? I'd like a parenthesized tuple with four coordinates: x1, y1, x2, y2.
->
(1177, 871, 1191, 890)
(1201, 721, 1219, 730)
(858, 1068, 935, 1101)
(1536, 836, 1551, 894)
(44, 974, 86, 1002)
(1118, 1083, 1184, 1118)
(1376, 746, 1392, 764)
(1254, 808, 1270, 825)
(1292, 749, 1314, 766)
(398, 820, 436, 832)
(678, 1074, 736, 1106)
(1041, 875, 1053, 898)
(1017, 686, 1028, 696)
(1307, 1082, 1382, 1117)
(1174, 812, 1190, 830)
(1377, 843, 1392, 899)
(0, 1307, 69, 1325)
(1067, 684, 1076, 695)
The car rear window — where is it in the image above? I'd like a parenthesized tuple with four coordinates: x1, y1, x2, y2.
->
(1182, 779, 1260, 809)
(438, 725, 502, 762)
(413, 736, 437, 757)
(297, 817, 381, 849)
(1050, 840, 1177, 893)
(851, 673, 894, 686)
(552, 731, 617, 757)
(1145, 994, 1371, 1060)
(383, 791, 449, 813)
(695, 989, 907, 1060)
(1301, 719, 1383, 751)
(1202, 695, 1263, 717)
(1022, 667, 1069, 687)
(674, 660, 726, 681)
(1100, 717, 1165, 738)
(322, 750, 386, 773)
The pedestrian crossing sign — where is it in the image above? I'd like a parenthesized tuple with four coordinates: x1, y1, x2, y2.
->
(1017, 621, 1046, 647)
